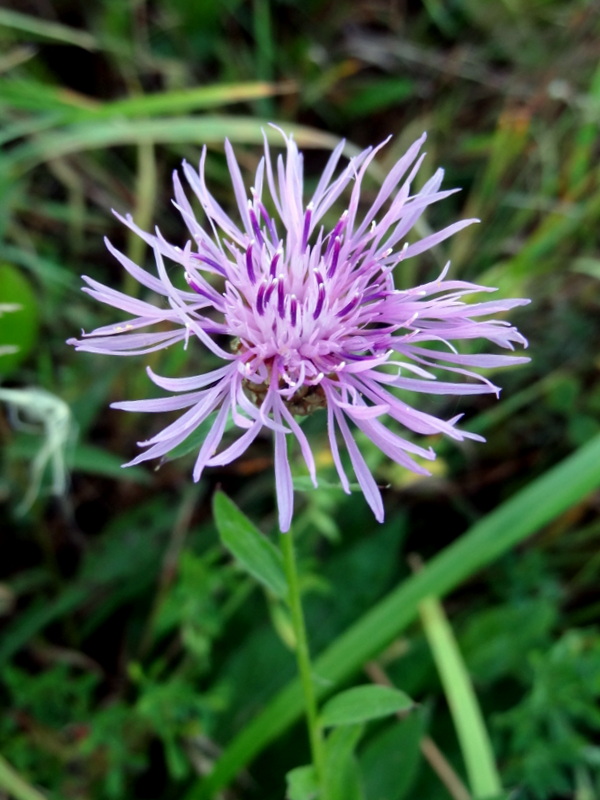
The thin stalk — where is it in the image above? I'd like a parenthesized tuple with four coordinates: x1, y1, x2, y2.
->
(125, 139, 157, 296)
(279, 529, 326, 794)
(0, 754, 48, 800)
(419, 592, 501, 799)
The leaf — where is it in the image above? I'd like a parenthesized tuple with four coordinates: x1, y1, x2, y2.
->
(324, 725, 365, 800)
(213, 491, 287, 598)
(5, 116, 347, 177)
(320, 685, 413, 728)
(359, 712, 425, 800)
(0, 753, 48, 800)
(0, 8, 97, 50)
(0, 263, 39, 376)
(419, 595, 501, 799)
(185, 432, 600, 800)
(7, 438, 152, 484)
(0, 79, 293, 122)
(285, 765, 318, 800)
(69, 443, 152, 483)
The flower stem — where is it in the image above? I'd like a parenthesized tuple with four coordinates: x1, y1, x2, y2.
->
(279, 528, 326, 794)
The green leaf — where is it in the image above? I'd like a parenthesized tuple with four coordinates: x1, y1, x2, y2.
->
(285, 765, 318, 800)
(0, 8, 97, 50)
(213, 491, 287, 598)
(7, 438, 152, 485)
(0, 753, 48, 800)
(5, 116, 347, 177)
(0, 264, 39, 376)
(320, 685, 413, 728)
(0, 79, 293, 125)
(419, 595, 501, 799)
(324, 725, 365, 800)
(359, 712, 425, 800)
(185, 432, 600, 800)
(69, 443, 152, 483)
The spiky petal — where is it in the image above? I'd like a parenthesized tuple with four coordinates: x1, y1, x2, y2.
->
(69, 130, 529, 531)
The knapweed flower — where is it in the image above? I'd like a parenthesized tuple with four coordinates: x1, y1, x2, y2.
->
(69, 130, 529, 531)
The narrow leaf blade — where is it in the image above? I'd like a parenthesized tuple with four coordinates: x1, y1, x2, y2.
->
(419, 595, 501, 799)
(320, 685, 413, 728)
(324, 725, 365, 800)
(213, 491, 287, 598)
(286, 765, 318, 800)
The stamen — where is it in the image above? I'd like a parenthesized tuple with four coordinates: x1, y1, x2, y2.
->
(337, 292, 361, 317)
(264, 277, 277, 307)
(247, 201, 264, 245)
(327, 236, 342, 279)
(301, 203, 313, 252)
(184, 271, 221, 304)
(326, 210, 348, 254)
(245, 242, 256, 284)
(269, 249, 281, 277)
(277, 275, 285, 317)
(184, 271, 202, 294)
(313, 271, 326, 319)
(290, 295, 298, 327)
(363, 291, 386, 303)
(256, 283, 267, 315)
(191, 252, 226, 275)
(258, 202, 278, 243)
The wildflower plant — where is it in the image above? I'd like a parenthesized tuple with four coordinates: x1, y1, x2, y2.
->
(69, 130, 528, 531)
(69, 129, 529, 797)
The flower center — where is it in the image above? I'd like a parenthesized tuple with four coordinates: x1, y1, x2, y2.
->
(242, 375, 327, 416)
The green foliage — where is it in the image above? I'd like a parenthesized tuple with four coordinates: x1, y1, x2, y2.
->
(192, 434, 600, 800)
(213, 491, 287, 598)
(323, 725, 365, 800)
(420, 593, 501, 799)
(320, 686, 413, 728)
(460, 596, 558, 685)
(498, 629, 600, 798)
(358, 712, 425, 800)
(286, 764, 318, 800)
(0, 264, 39, 375)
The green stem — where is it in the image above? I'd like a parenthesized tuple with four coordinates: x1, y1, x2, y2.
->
(280, 528, 326, 794)
(0, 754, 47, 800)
(419, 593, 501, 799)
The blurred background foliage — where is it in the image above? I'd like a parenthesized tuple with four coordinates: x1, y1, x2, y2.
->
(1, 0, 600, 798)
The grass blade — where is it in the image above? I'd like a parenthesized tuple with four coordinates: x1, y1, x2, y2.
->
(0, 9, 97, 50)
(0, 754, 48, 800)
(5, 116, 346, 176)
(419, 594, 501, 799)
(0, 79, 294, 121)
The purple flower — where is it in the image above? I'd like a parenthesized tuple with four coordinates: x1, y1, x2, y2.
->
(69, 130, 529, 531)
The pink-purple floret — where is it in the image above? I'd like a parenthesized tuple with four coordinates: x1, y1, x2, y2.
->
(68, 129, 529, 531)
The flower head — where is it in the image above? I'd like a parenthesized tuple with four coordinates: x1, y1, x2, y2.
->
(69, 130, 529, 531)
